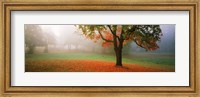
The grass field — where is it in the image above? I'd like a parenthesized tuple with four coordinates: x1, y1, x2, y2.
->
(25, 52, 175, 72)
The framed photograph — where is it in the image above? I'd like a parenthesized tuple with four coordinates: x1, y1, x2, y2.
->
(1, 0, 199, 97)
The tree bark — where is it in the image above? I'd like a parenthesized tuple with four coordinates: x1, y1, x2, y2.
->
(113, 35, 123, 67)
(115, 48, 122, 66)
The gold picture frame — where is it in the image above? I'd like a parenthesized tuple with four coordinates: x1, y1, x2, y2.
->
(0, 0, 199, 97)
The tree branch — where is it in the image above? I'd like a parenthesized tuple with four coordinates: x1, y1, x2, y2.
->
(97, 30, 113, 42)
(107, 25, 120, 40)
(120, 30, 124, 40)
(134, 40, 145, 49)
(124, 32, 133, 40)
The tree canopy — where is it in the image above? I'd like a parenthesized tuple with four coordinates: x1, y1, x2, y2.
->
(77, 25, 162, 51)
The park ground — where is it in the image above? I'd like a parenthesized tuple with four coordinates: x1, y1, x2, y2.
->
(25, 52, 175, 72)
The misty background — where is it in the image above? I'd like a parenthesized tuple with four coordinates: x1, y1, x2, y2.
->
(25, 24, 175, 55)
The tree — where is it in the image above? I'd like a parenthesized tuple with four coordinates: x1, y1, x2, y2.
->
(43, 30, 56, 53)
(77, 25, 162, 66)
(25, 25, 56, 54)
(25, 25, 45, 54)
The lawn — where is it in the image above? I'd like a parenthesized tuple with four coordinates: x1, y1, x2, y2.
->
(25, 52, 175, 72)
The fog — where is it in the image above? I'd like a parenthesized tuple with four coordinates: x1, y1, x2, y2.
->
(25, 24, 175, 55)
(43, 25, 99, 51)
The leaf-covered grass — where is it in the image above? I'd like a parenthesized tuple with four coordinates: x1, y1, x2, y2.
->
(25, 52, 175, 72)
(25, 60, 173, 72)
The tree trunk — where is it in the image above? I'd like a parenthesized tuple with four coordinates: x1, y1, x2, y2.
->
(44, 44, 48, 53)
(28, 44, 35, 54)
(68, 44, 71, 50)
(115, 48, 122, 66)
(113, 35, 123, 67)
(44, 37, 49, 53)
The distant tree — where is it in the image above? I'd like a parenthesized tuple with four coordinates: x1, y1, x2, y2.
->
(77, 25, 162, 66)
(25, 25, 45, 54)
(64, 40, 73, 50)
(43, 30, 56, 53)
(64, 31, 82, 51)
(25, 25, 56, 54)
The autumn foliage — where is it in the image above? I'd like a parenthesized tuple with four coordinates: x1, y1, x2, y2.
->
(77, 25, 162, 66)
(26, 60, 173, 72)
